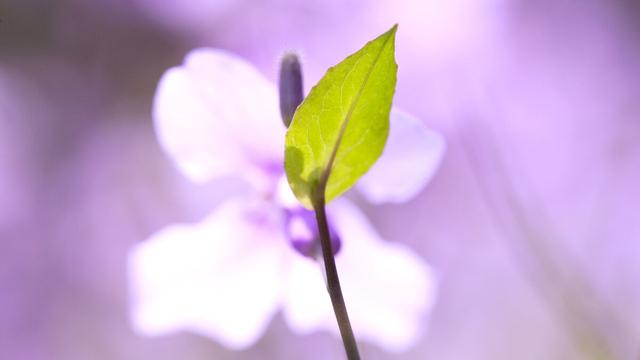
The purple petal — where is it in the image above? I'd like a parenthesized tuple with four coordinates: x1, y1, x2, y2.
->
(282, 199, 437, 352)
(153, 49, 285, 184)
(284, 206, 341, 259)
(357, 109, 445, 204)
(128, 199, 288, 349)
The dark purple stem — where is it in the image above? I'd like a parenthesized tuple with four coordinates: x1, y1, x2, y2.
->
(312, 192, 360, 360)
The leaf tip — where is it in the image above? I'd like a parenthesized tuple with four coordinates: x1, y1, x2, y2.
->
(381, 24, 398, 50)
(387, 24, 399, 39)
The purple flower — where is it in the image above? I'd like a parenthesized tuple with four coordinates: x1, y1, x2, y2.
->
(127, 49, 445, 352)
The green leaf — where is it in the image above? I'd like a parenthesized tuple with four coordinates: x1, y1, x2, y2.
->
(284, 25, 398, 208)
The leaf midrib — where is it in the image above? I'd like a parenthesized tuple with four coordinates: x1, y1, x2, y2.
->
(316, 27, 396, 195)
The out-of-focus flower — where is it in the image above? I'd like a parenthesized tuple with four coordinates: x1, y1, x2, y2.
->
(0, 69, 39, 228)
(128, 49, 445, 352)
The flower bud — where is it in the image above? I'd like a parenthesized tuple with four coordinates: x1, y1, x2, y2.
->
(278, 53, 304, 127)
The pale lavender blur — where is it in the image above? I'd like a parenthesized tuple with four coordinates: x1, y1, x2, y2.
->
(1, 0, 639, 359)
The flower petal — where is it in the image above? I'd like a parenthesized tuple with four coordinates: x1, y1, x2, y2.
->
(154, 48, 284, 184)
(282, 199, 437, 352)
(357, 109, 445, 203)
(128, 199, 287, 349)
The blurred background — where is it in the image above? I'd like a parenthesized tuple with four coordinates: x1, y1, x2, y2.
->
(1, 0, 639, 359)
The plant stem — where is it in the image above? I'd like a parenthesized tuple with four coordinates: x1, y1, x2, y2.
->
(313, 194, 361, 360)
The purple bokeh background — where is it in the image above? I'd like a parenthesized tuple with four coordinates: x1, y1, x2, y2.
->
(1, 0, 639, 359)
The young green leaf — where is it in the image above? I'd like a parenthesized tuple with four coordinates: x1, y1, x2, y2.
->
(284, 25, 398, 208)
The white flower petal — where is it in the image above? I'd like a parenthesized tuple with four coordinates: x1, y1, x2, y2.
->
(153, 48, 284, 183)
(357, 109, 445, 204)
(282, 199, 437, 352)
(128, 199, 288, 349)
